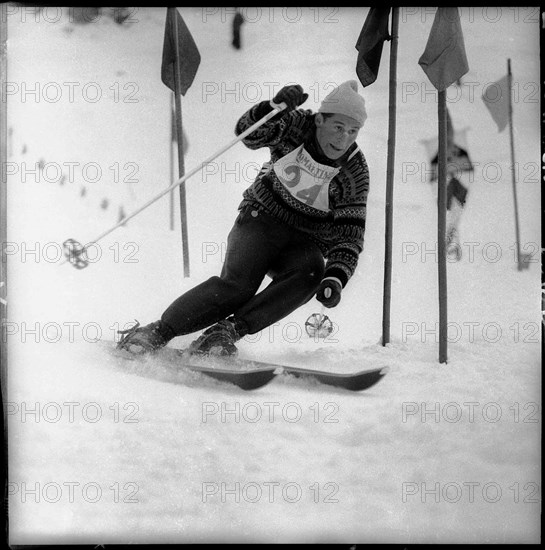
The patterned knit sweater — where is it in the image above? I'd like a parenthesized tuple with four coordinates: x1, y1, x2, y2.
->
(235, 101, 370, 287)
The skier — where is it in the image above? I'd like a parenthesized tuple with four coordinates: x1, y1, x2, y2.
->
(429, 109, 473, 261)
(117, 80, 370, 356)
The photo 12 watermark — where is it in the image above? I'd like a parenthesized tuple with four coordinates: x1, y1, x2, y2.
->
(2, 6, 140, 25)
(400, 241, 540, 265)
(201, 400, 340, 424)
(2, 321, 152, 344)
(401, 401, 540, 424)
(2, 241, 140, 267)
(202, 481, 340, 504)
(401, 320, 540, 345)
(2, 81, 140, 104)
(399, 7, 540, 24)
(400, 161, 540, 185)
(200, 7, 340, 24)
(201, 80, 344, 105)
(402, 481, 540, 504)
(400, 79, 539, 105)
(3, 160, 140, 185)
(6, 401, 140, 424)
(8, 481, 140, 504)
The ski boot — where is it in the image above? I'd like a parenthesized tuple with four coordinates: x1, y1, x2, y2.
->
(187, 317, 246, 357)
(116, 320, 175, 355)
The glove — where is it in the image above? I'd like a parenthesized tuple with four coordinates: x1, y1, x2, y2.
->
(316, 277, 342, 308)
(271, 84, 309, 112)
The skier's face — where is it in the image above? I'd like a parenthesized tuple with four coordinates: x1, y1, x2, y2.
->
(315, 114, 361, 159)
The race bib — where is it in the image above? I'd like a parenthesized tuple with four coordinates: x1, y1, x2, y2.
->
(273, 145, 339, 212)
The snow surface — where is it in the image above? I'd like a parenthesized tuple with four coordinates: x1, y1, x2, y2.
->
(5, 6, 541, 544)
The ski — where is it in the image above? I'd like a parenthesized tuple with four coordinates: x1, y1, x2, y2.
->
(109, 344, 276, 390)
(172, 362, 276, 391)
(279, 365, 389, 392)
(170, 348, 389, 392)
(107, 342, 388, 392)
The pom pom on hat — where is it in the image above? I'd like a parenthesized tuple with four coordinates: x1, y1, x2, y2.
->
(318, 80, 367, 126)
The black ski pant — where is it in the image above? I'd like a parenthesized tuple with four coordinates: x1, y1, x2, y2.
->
(161, 206, 325, 336)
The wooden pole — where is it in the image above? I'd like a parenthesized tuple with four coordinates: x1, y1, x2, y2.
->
(381, 7, 399, 346)
(507, 58, 523, 270)
(169, 94, 175, 231)
(171, 8, 190, 277)
(438, 90, 448, 364)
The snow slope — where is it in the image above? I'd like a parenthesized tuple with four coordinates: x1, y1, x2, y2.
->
(5, 6, 541, 544)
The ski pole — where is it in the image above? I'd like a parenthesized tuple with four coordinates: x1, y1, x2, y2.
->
(318, 304, 326, 326)
(62, 102, 287, 269)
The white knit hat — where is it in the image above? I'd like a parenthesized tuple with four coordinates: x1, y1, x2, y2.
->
(318, 80, 367, 126)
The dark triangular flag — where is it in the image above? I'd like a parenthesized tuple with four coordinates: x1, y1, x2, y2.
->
(481, 74, 509, 132)
(161, 8, 201, 95)
(355, 8, 391, 87)
(418, 8, 469, 92)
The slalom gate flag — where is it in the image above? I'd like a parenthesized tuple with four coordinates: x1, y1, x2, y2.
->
(418, 7, 469, 91)
(481, 74, 509, 132)
(355, 7, 391, 87)
(161, 8, 201, 95)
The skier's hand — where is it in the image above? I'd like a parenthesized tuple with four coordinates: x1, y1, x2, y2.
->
(316, 277, 342, 308)
(271, 85, 309, 112)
